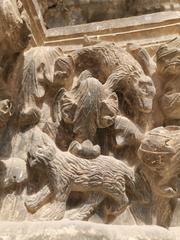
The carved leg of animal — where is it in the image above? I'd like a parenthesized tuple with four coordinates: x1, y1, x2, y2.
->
(40, 201, 67, 221)
(103, 193, 129, 223)
(40, 187, 71, 221)
(25, 185, 53, 213)
(65, 192, 105, 221)
(156, 197, 177, 228)
(130, 203, 153, 225)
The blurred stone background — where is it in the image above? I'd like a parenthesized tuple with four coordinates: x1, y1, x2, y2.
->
(37, 0, 180, 28)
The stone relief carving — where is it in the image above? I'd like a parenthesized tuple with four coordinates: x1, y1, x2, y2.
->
(72, 43, 156, 131)
(55, 70, 119, 143)
(24, 130, 150, 222)
(156, 44, 180, 126)
(1, 0, 180, 229)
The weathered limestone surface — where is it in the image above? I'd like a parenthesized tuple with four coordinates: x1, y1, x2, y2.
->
(1, 0, 180, 239)
(0, 220, 176, 240)
(38, 0, 180, 28)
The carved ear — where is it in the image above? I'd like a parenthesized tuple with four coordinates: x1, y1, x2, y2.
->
(78, 70, 92, 82)
(105, 71, 127, 93)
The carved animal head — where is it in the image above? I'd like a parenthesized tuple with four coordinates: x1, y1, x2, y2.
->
(53, 55, 74, 89)
(160, 76, 180, 121)
(138, 126, 180, 173)
(105, 65, 156, 116)
(0, 99, 14, 127)
(156, 44, 180, 77)
(27, 145, 55, 172)
(138, 126, 180, 198)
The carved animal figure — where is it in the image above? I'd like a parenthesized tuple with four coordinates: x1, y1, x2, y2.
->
(138, 126, 180, 227)
(138, 126, 180, 198)
(156, 43, 180, 77)
(72, 43, 156, 129)
(156, 43, 180, 125)
(25, 132, 150, 221)
(54, 70, 119, 142)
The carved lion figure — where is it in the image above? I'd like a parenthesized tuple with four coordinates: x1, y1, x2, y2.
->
(72, 43, 156, 129)
(24, 132, 150, 221)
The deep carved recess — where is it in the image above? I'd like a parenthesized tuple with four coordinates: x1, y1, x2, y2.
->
(1, 0, 180, 229)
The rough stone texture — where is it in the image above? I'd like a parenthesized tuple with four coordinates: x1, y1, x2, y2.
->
(1, 1, 180, 239)
(0, 220, 176, 240)
(38, 0, 180, 28)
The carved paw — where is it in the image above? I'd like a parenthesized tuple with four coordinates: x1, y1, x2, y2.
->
(65, 208, 92, 221)
(40, 202, 65, 221)
(24, 196, 39, 213)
